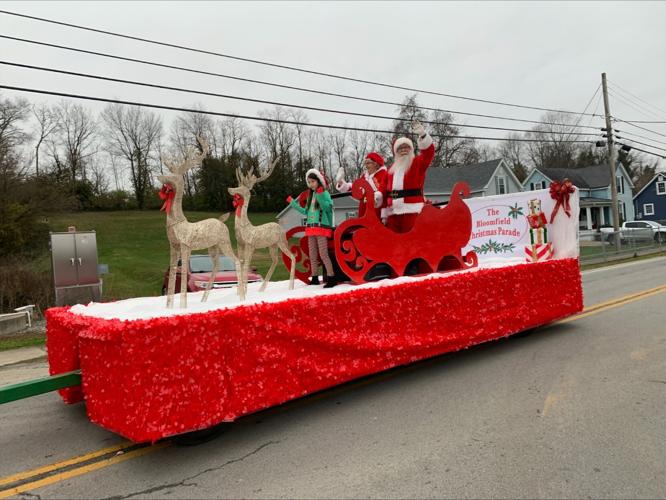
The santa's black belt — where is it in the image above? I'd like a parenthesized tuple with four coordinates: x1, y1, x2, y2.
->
(388, 189, 423, 199)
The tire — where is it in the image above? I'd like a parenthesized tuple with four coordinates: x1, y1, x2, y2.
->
(655, 233, 665, 244)
(513, 328, 537, 339)
(171, 423, 230, 446)
(607, 234, 615, 245)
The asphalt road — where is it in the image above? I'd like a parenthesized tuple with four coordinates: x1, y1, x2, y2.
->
(1, 257, 665, 499)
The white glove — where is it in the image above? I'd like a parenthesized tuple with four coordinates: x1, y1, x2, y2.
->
(335, 167, 345, 183)
(373, 191, 383, 207)
(411, 120, 426, 137)
(336, 180, 352, 192)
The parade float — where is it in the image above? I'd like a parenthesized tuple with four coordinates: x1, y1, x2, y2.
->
(36, 168, 583, 443)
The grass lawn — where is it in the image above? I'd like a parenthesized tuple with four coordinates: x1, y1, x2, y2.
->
(0, 334, 45, 352)
(46, 211, 289, 300)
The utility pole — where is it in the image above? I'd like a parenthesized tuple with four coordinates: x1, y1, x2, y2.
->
(602, 73, 621, 249)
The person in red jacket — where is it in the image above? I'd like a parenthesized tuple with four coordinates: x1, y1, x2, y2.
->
(335, 152, 388, 219)
(384, 121, 435, 233)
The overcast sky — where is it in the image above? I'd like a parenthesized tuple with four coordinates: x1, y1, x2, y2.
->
(1, 1, 665, 170)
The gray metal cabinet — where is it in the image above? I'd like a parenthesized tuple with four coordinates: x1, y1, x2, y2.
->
(50, 231, 102, 306)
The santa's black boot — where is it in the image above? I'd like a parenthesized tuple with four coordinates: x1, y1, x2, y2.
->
(309, 276, 320, 285)
(323, 275, 337, 288)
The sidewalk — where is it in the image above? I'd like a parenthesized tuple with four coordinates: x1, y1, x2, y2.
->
(0, 346, 47, 367)
(0, 346, 49, 387)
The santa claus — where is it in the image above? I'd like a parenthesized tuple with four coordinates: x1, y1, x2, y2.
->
(335, 151, 387, 218)
(384, 121, 435, 233)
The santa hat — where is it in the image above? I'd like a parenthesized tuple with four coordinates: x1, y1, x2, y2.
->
(365, 151, 385, 166)
(305, 168, 328, 188)
(393, 137, 414, 154)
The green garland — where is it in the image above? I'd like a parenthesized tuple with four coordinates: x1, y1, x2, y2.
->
(473, 239, 516, 254)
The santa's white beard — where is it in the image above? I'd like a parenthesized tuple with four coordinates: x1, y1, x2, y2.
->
(390, 152, 415, 174)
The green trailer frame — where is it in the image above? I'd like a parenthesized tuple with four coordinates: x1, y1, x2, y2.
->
(0, 371, 81, 404)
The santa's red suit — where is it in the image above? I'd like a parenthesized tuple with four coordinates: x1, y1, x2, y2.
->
(384, 133, 435, 233)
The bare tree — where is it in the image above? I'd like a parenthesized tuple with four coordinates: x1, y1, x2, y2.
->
(312, 129, 332, 176)
(525, 112, 582, 169)
(0, 95, 30, 150)
(0, 95, 30, 196)
(31, 103, 60, 175)
(102, 104, 162, 209)
(52, 101, 97, 186)
(217, 117, 247, 157)
(258, 107, 295, 160)
(498, 133, 528, 181)
(170, 105, 216, 198)
(328, 129, 348, 182)
(347, 128, 374, 179)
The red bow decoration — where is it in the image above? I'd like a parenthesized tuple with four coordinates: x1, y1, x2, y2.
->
(549, 179, 575, 223)
(159, 184, 175, 215)
(232, 193, 243, 208)
(232, 193, 244, 216)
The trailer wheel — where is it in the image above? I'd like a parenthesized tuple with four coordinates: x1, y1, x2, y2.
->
(171, 423, 231, 446)
(513, 328, 537, 339)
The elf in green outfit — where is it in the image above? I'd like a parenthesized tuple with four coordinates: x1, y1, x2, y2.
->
(287, 169, 337, 288)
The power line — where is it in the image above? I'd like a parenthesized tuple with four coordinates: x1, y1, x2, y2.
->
(614, 135, 666, 153)
(0, 9, 601, 117)
(608, 78, 666, 117)
(613, 117, 666, 139)
(613, 128, 666, 147)
(0, 34, 606, 132)
(0, 84, 597, 145)
(616, 142, 666, 160)
(608, 89, 665, 122)
(608, 84, 666, 121)
(563, 84, 601, 142)
(0, 60, 604, 138)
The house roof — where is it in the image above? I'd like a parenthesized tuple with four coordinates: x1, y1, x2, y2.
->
(632, 171, 666, 200)
(424, 159, 503, 193)
(532, 163, 634, 190)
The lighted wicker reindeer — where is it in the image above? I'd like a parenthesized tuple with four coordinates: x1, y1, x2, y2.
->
(157, 140, 240, 308)
(228, 158, 296, 301)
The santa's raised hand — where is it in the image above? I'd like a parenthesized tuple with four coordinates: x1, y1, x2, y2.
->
(411, 120, 426, 138)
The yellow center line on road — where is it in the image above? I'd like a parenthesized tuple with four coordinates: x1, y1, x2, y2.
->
(0, 441, 133, 487)
(1, 283, 664, 497)
(0, 443, 168, 499)
(556, 284, 666, 324)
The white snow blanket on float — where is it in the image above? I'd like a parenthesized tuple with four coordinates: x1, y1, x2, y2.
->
(71, 260, 518, 321)
(462, 188, 579, 265)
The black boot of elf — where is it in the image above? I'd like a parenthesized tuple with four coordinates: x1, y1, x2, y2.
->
(309, 276, 320, 285)
(323, 276, 337, 288)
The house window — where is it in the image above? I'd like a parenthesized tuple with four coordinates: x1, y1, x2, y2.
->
(496, 176, 506, 194)
(644, 203, 655, 216)
(300, 217, 307, 226)
(657, 181, 666, 195)
(529, 181, 545, 191)
(616, 176, 625, 194)
(530, 182, 535, 191)
(345, 211, 358, 220)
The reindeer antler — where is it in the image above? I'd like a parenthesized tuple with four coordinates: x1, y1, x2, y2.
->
(161, 154, 180, 174)
(251, 157, 279, 185)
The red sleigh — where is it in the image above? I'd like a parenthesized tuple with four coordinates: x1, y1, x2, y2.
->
(283, 178, 478, 284)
